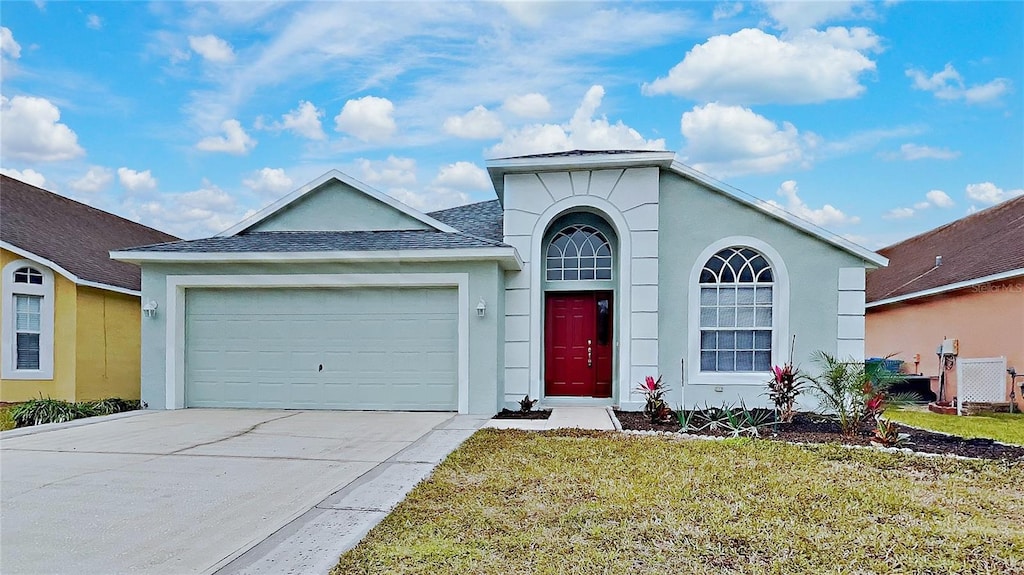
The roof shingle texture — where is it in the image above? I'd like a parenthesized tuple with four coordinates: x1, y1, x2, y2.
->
(122, 198, 507, 254)
(427, 200, 503, 242)
(1, 175, 179, 291)
(866, 195, 1024, 303)
(123, 229, 506, 253)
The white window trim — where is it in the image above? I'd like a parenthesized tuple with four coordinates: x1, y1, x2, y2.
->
(2, 259, 55, 380)
(687, 237, 790, 387)
(163, 273, 471, 413)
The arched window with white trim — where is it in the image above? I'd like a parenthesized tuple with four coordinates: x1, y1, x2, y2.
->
(2, 260, 55, 379)
(698, 247, 774, 372)
(545, 224, 613, 281)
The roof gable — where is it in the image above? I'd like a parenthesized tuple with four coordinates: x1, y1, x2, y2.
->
(866, 195, 1024, 304)
(0, 175, 179, 292)
(221, 170, 456, 236)
(484, 152, 886, 267)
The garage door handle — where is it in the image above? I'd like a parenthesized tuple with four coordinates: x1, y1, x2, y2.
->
(319, 364, 323, 372)
(587, 341, 592, 368)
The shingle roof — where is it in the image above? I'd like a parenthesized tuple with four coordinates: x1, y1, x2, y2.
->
(0, 175, 179, 291)
(492, 149, 668, 160)
(866, 195, 1024, 303)
(427, 200, 503, 242)
(122, 230, 506, 253)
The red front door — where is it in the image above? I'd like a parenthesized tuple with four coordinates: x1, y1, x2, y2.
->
(544, 291, 613, 397)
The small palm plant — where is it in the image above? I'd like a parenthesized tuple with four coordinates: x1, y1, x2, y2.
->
(808, 351, 919, 436)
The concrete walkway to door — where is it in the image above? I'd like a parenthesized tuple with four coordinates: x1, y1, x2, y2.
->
(0, 409, 486, 575)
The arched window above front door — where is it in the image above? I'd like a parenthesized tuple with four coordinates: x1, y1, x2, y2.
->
(546, 224, 613, 281)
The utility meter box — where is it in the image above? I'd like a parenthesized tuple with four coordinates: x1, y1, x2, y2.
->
(937, 338, 959, 356)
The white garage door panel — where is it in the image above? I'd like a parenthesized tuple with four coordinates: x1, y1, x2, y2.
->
(185, 287, 458, 410)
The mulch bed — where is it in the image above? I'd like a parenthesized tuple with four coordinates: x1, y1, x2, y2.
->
(493, 408, 552, 420)
(614, 410, 1024, 462)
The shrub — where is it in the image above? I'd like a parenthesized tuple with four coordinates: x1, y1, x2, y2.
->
(9, 396, 142, 427)
(767, 363, 807, 423)
(90, 397, 143, 415)
(12, 397, 96, 427)
(636, 375, 672, 423)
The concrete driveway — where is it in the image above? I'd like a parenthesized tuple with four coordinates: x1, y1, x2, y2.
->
(0, 409, 482, 575)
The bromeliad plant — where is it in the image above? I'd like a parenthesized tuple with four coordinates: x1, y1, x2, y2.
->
(636, 375, 673, 423)
(872, 418, 912, 448)
(518, 394, 538, 414)
(767, 363, 807, 423)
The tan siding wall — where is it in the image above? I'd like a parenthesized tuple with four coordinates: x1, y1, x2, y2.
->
(75, 287, 142, 401)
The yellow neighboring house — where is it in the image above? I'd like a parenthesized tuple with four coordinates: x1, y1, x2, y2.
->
(1, 175, 178, 402)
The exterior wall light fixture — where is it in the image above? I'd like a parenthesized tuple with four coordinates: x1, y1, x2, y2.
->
(142, 300, 159, 318)
(476, 298, 487, 318)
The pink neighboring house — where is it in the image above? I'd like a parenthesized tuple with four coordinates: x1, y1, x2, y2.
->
(865, 195, 1024, 410)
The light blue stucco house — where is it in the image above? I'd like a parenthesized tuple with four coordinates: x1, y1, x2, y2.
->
(112, 151, 887, 414)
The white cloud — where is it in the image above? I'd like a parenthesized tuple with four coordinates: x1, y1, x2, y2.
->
(69, 166, 113, 193)
(0, 167, 46, 187)
(196, 119, 256, 154)
(355, 155, 417, 188)
(881, 143, 960, 161)
(275, 100, 326, 140)
(488, 85, 664, 158)
(926, 189, 954, 208)
(883, 207, 915, 220)
(334, 96, 396, 143)
(433, 161, 490, 190)
(680, 103, 811, 177)
(503, 93, 551, 118)
(965, 182, 1023, 205)
(761, 0, 868, 31)
(883, 189, 955, 220)
(387, 187, 468, 213)
(243, 167, 293, 195)
(188, 34, 236, 64)
(765, 180, 859, 227)
(125, 181, 249, 239)
(443, 105, 504, 139)
(86, 14, 102, 30)
(907, 63, 1011, 104)
(0, 94, 85, 162)
(117, 167, 157, 192)
(713, 2, 744, 20)
(643, 27, 880, 104)
(388, 161, 491, 213)
(1, 26, 21, 59)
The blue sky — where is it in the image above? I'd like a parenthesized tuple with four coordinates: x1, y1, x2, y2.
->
(1, 1, 1021, 245)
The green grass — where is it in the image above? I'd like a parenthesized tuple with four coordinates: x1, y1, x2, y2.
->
(0, 405, 15, 431)
(886, 408, 1024, 446)
(333, 429, 1023, 574)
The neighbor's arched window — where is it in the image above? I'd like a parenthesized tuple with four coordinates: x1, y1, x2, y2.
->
(2, 261, 55, 379)
(546, 224, 613, 281)
(699, 247, 773, 372)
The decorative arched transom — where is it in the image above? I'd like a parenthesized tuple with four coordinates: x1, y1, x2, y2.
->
(545, 224, 613, 281)
(13, 266, 44, 285)
(699, 247, 774, 372)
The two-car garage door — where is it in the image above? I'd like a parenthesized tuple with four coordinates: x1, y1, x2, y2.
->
(184, 287, 458, 410)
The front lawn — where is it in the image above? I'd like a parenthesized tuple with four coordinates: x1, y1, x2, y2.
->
(0, 404, 15, 431)
(333, 429, 1023, 574)
(885, 408, 1024, 446)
